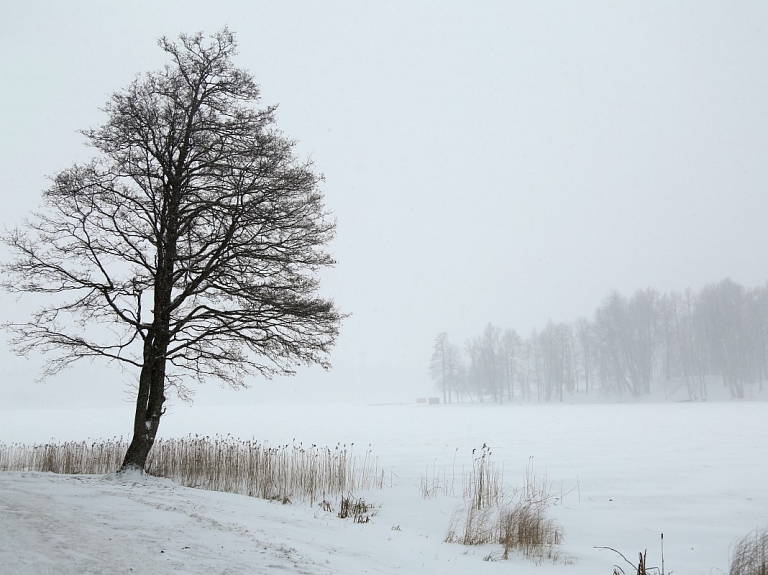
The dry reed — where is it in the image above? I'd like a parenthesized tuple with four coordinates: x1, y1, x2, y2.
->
(0, 438, 126, 475)
(444, 446, 505, 545)
(420, 448, 459, 499)
(730, 526, 768, 575)
(462, 444, 504, 509)
(0, 436, 384, 503)
(337, 495, 376, 523)
(443, 448, 564, 563)
(499, 501, 563, 560)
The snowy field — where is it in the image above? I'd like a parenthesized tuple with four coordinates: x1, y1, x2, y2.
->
(1, 401, 767, 574)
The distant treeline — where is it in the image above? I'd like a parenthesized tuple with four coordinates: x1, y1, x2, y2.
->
(430, 278, 768, 403)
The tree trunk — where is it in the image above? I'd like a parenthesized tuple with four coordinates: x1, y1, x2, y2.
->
(122, 254, 173, 472)
(122, 341, 167, 471)
(121, 175, 178, 472)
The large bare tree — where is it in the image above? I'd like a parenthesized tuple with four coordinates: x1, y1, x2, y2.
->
(2, 30, 342, 471)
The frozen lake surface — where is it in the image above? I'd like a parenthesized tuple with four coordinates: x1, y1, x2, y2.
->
(1, 401, 766, 573)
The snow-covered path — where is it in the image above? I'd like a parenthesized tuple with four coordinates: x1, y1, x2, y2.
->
(0, 472, 335, 575)
(0, 470, 502, 575)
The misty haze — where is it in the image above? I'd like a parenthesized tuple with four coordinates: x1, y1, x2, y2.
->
(1, 3, 766, 574)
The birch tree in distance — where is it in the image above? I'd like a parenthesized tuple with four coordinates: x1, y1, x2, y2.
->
(1, 30, 342, 471)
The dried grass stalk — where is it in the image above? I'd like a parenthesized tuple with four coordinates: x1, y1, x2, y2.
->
(0, 436, 384, 503)
(730, 526, 768, 575)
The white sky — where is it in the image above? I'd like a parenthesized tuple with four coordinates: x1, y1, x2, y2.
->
(1, 1, 767, 408)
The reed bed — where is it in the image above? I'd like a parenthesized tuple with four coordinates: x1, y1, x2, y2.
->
(461, 444, 505, 509)
(0, 438, 126, 475)
(443, 448, 564, 563)
(444, 445, 507, 546)
(730, 525, 768, 575)
(0, 436, 384, 502)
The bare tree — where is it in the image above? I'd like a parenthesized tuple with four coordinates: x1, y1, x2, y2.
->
(593, 290, 657, 397)
(695, 279, 752, 398)
(481, 323, 503, 402)
(667, 289, 707, 400)
(462, 324, 505, 403)
(464, 335, 483, 402)
(2, 30, 342, 471)
(444, 340, 464, 403)
(536, 321, 574, 402)
(574, 317, 592, 394)
(429, 332, 462, 403)
(628, 288, 658, 394)
(500, 328, 521, 401)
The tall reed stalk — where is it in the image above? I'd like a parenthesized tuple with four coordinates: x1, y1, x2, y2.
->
(0, 436, 384, 502)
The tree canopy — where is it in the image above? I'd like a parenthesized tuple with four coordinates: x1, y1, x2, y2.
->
(2, 29, 343, 469)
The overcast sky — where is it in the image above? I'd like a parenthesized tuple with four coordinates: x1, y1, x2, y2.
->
(1, 1, 767, 409)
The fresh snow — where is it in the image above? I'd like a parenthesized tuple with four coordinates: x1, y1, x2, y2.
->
(1, 401, 767, 574)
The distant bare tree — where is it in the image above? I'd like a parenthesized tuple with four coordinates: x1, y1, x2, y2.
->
(429, 279, 768, 403)
(593, 290, 657, 397)
(464, 335, 483, 402)
(536, 321, 574, 402)
(429, 332, 465, 403)
(430, 332, 450, 403)
(574, 317, 593, 394)
(751, 284, 768, 391)
(695, 279, 753, 398)
(671, 289, 707, 400)
(444, 340, 464, 403)
(481, 323, 504, 402)
(655, 294, 676, 392)
(462, 324, 506, 403)
(628, 288, 659, 394)
(2, 30, 342, 471)
(500, 328, 521, 401)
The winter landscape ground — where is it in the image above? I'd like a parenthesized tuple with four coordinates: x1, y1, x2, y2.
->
(1, 400, 766, 574)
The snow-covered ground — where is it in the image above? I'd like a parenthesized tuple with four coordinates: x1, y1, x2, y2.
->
(1, 401, 767, 574)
